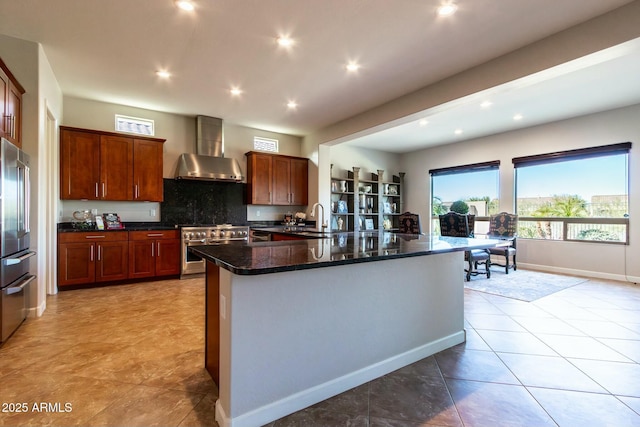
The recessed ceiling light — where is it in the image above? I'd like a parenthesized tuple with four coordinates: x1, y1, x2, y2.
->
(419, 119, 429, 126)
(454, 129, 463, 135)
(277, 36, 294, 48)
(346, 61, 360, 72)
(156, 70, 171, 79)
(513, 114, 523, 121)
(480, 101, 493, 109)
(175, 0, 195, 11)
(437, 2, 458, 16)
(287, 100, 298, 109)
(230, 87, 243, 96)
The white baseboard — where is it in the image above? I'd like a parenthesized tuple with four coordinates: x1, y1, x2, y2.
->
(215, 331, 465, 427)
(518, 263, 640, 284)
(26, 299, 47, 318)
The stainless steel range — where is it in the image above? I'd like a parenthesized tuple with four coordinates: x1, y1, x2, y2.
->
(181, 224, 249, 277)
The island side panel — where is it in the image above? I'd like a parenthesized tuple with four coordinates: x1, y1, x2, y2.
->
(217, 251, 465, 427)
(205, 261, 220, 385)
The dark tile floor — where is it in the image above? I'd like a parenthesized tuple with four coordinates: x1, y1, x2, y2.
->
(2, 273, 640, 426)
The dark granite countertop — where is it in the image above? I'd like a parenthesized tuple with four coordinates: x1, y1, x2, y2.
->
(57, 222, 179, 232)
(189, 232, 501, 275)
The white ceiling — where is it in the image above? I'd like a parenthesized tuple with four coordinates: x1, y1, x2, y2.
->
(0, 0, 638, 152)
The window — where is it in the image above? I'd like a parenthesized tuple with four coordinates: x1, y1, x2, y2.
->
(430, 161, 500, 232)
(253, 136, 279, 152)
(115, 115, 154, 136)
(514, 142, 630, 243)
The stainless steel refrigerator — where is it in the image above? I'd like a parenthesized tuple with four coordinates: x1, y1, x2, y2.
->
(0, 137, 36, 343)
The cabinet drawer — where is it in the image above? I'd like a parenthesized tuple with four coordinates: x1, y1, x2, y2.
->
(128, 230, 179, 241)
(58, 231, 128, 243)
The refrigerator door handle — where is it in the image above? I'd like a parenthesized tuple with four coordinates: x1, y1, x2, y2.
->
(6, 275, 36, 295)
(5, 251, 36, 265)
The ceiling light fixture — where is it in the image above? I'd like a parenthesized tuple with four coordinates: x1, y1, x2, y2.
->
(346, 61, 360, 72)
(287, 100, 298, 109)
(454, 129, 463, 135)
(156, 70, 171, 79)
(419, 119, 429, 126)
(513, 114, 523, 121)
(230, 87, 243, 96)
(480, 101, 493, 109)
(277, 36, 294, 48)
(437, 2, 458, 16)
(175, 0, 195, 11)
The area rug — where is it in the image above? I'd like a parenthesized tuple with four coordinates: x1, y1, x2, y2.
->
(464, 269, 590, 302)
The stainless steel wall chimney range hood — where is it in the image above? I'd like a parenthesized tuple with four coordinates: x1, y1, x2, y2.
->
(175, 116, 244, 182)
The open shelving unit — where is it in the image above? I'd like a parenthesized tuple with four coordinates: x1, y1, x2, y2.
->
(330, 165, 405, 233)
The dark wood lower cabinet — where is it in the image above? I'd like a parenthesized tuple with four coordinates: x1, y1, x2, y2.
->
(128, 231, 180, 279)
(58, 230, 179, 288)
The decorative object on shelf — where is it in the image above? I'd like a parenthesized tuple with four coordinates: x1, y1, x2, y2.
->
(295, 211, 306, 225)
(363, 185, 372, 193)
(337, 217, 344, 231)
(103, 213, 124, 229)
(337, 200, 348, 213)
(365, 218, 374, 230)
(387, 185, 398, 195)
(383, 202, 392, 214)
(383, 218, 392, 230)
(340, 180, 347, 192)
(331, 181, 338, 192)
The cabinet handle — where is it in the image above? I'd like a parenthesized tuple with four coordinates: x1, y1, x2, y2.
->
(147, 233, 163, 237)
(135, 184, 139, 199)
(85, 235, 105, 239)
(97, 245, 101, 261)
(291, 193, 294, 203)
(157, 242, 160, 258)
(102, 182, 106, 198)
(95, 183, 99, 198)
(90, 245, 94, 262)
(151, 242, 154, 257)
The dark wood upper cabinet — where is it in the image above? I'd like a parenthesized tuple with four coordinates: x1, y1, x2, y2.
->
(245, 151, 308, 206)
(60, 126, 165, 201)
(0, 57, 24, 148)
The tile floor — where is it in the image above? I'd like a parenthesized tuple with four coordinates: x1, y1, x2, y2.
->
(2, 273, 640, 426)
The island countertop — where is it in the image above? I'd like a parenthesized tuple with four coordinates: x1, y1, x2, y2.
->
(189, 231, 499, 275)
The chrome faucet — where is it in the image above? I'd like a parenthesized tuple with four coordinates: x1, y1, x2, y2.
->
(310, 202, 327, 230)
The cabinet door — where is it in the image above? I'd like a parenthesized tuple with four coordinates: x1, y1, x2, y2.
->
(290, 158, 308, 205)
(6, 81, 22, 147)
(58, 242, 95, 286)
(272, 156, 291, 205)
(155, 239, 181, 276)
(0, 69, 7, 139)
(128, 239, 155, 279)
(247, 153, 273, 204)
(60, 129, 101, 200)
(100, 135, 133, 200)
(133, 139, 164, 202)
(96, 241, 129, 282)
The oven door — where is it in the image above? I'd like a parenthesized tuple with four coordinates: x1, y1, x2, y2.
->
(182, 239, 207, 277)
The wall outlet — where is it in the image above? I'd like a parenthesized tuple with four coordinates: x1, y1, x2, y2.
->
(91, 208, 98, 216)
(256, 210, 261, 217)
(150, 209, 156, 217)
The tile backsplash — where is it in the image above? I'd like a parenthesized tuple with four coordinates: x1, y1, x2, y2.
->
(161, 179, 247, 225)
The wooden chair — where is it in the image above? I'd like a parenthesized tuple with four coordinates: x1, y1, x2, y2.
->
(439, 212, 490, 281)
(488, 212, 518, 274)
(398, 212, 422, 234)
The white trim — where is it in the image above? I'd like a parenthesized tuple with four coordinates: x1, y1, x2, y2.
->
(215, 331, 465, 427)
(518, 262, 640, 284)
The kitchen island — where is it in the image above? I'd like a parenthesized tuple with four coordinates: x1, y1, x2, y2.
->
(191, 231, 498, 427)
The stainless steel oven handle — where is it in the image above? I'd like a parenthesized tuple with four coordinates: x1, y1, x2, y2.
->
(186, 239, 206, 244)
(6, 275, 36, 295)
(5, 251, 36, 265)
